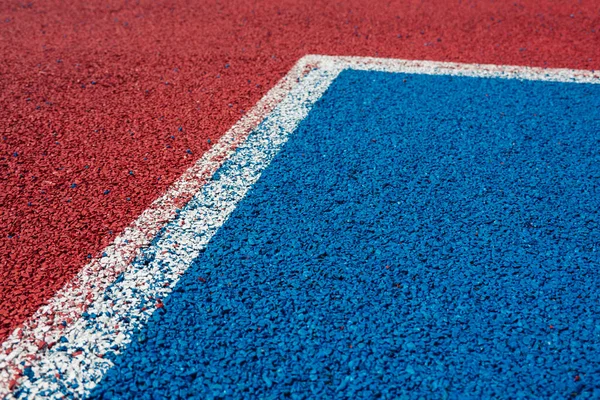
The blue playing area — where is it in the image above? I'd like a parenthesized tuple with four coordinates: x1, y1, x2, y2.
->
(94, 70, 600, 398)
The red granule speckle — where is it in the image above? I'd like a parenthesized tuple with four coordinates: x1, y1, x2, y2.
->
(35, 340, 47, 350)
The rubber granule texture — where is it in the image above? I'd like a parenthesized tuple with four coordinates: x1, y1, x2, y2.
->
(91, 70, 600, 399)
(2, 0, 600, 342)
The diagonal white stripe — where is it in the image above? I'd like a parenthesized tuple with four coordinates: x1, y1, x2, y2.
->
(3, 60, 341, 400)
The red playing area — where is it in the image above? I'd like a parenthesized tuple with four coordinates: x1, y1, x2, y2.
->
(1, 0, 598, 342)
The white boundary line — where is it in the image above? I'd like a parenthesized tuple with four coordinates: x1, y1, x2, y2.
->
(1, 55, 598, 399)
(0, 55, 317, 399)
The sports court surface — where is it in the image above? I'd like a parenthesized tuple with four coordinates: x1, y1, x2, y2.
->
(1, 1, 600, 398)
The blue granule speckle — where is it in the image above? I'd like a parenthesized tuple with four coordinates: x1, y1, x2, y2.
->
(114, 273, 125, 284)
(186, 149, 193, 154)
(71, 183, 77, 188)
(92, 70, 600, 399)
(23, 367, 34, 380)
(104, 190, 110, 195)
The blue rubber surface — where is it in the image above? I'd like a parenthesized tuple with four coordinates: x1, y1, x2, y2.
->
(93, 70, 600, 399)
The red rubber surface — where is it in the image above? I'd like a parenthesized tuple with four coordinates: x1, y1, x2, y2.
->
(1, 0, 598, 342)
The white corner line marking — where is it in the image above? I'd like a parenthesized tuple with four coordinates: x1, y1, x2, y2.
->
(1, 55, 598, 399)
